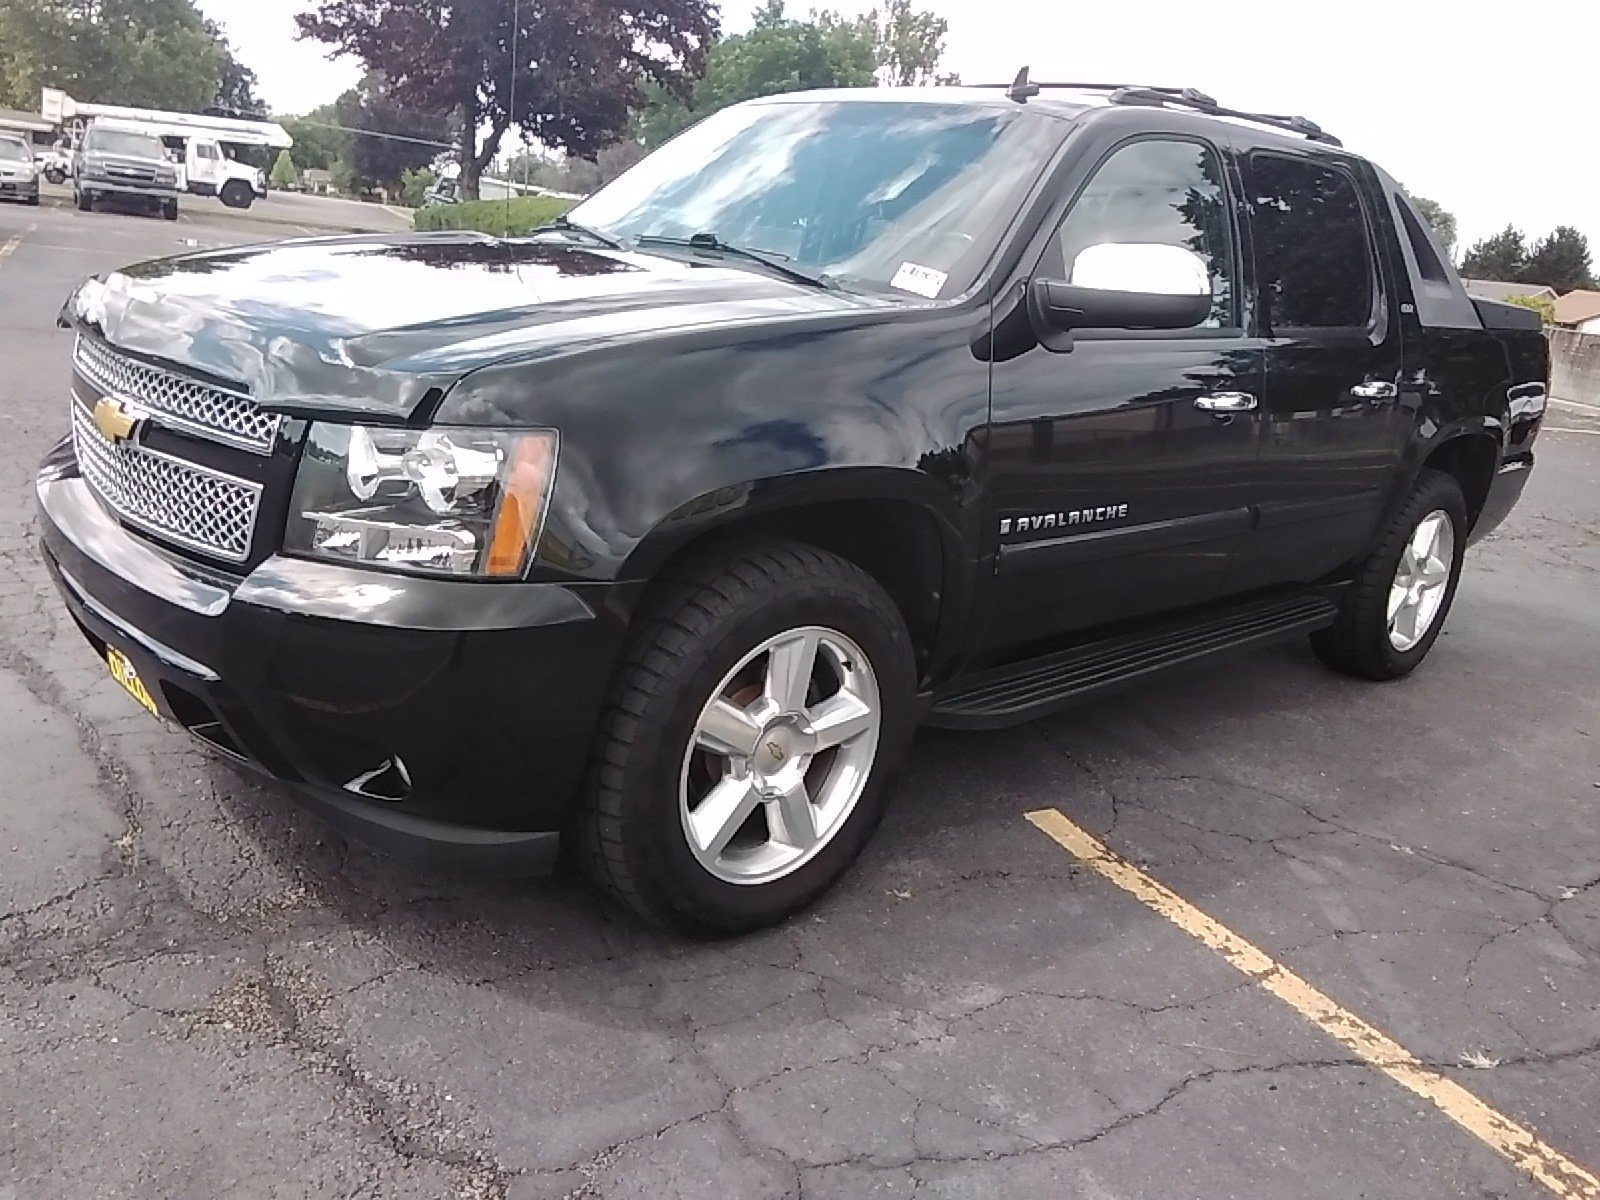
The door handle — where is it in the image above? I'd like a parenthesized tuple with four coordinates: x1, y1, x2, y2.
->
(1195, 392, 1258, 414)
(1350, 381, 1398, 402)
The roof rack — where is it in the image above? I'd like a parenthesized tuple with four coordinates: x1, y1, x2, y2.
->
(977, 67, 1341, 147)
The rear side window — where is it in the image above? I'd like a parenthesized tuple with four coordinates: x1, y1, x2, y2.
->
(1247, 155, 1373, 330)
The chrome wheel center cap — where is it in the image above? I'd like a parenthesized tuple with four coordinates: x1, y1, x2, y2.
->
(752, 717, 810, 792)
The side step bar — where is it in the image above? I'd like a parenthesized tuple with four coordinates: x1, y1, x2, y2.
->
(928, 593, 1338, 729)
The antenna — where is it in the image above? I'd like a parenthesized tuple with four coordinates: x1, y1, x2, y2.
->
(1006, 67, 1041, 104)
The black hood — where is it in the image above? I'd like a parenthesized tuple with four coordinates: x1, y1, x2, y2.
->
(64, 233, 900, 422)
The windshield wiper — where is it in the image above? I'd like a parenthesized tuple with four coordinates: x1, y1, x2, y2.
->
(634, 232, 836, 289)
(528, 215, 624, 250)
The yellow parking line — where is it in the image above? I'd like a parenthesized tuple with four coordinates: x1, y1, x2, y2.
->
(1025, 807, 1600, 1199)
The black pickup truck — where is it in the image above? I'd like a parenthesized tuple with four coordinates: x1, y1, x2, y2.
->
(37, 78, 1548, 933)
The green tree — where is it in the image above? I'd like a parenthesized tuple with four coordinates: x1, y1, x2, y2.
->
(1521, 226, 1595, 292)
(637, 1, 878, 146)
(1460, 224, 1527, 281)
(334, 73, 451, 195)
(399, 166, 435, 207)
(269, 149, 298, 190)
(278, 106, 347, 172)
(1406, 193, 1457, 258)
(0, 0, 226, 112)
(825, 0, 956, 85)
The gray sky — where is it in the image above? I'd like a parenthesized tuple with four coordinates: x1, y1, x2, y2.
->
(202, 0, 1599, 257)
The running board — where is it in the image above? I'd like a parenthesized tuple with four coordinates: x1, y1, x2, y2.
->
(928, 593, 1339, 729)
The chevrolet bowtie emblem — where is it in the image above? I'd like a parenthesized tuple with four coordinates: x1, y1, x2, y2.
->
(92, 396, 144, 443)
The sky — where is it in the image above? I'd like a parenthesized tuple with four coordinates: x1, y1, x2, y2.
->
(200, 0, 1599, 257)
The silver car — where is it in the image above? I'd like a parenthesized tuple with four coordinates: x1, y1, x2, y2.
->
(0, 136, 40, 206)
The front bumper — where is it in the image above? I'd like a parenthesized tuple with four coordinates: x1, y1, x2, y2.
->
(80, 178, 178, 202)
(0, 177, 38, 200)
(36, 438, 628, 874)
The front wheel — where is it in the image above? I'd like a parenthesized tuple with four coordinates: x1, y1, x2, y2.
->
(579, 540, 916, 935)
(162, 199, 178, 221)
(75, 188, 91, 212)
(1312, 468, 1467, 680)
(45, 168, 65, 185)
(219, 180, 252, 209)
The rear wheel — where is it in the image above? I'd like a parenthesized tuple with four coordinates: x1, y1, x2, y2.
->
(1312, 468, 1467, 680)
(219, 179, 252, 209)
(579, 540, 915, 935)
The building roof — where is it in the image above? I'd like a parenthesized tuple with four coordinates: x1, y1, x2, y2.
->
(1462, 279, 1558, 303)
(1553, 290, 1600, 327)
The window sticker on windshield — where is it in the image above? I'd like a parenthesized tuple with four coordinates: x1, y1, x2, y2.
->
(890, 262, 948, 299)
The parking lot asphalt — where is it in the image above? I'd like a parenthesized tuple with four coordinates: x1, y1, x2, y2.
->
(2, 198, 1597, 1200)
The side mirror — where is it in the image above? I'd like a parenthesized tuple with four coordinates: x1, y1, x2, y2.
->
(1028, 242, 1213, 351)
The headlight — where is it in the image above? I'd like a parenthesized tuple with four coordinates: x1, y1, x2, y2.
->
(286, 423, 558, 578)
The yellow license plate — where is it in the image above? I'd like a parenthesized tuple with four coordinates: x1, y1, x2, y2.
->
(106, 646, 160, 717)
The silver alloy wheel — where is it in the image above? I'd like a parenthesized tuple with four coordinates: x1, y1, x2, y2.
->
(679, 625, 881, 886)
(1388, 509, 1454, 651)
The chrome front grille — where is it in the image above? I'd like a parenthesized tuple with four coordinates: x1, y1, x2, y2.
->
(73, 335, 281, 455)
(72, 403, 262, 563)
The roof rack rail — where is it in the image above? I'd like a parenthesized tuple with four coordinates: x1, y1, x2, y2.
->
(976, 67, 1341, 147)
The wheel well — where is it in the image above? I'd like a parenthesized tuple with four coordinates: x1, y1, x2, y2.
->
(648, 500, 948, 670)
(1422, 435, 1497, 528)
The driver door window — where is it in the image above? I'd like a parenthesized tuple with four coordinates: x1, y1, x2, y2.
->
(1044, 138, 1237, 329)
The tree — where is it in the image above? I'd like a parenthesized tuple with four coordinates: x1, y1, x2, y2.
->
(296, 0, 718, 202)
(1406, 192, 1457, 259)
(637, 1, 878, 146)
(334, 73, 451, 195)
(0, 0, 226, 112)
(829, 0, 956, 86)
(1522, 226, 1595, 293)
(279, 106, 348, 172)
(202, 19, 266, 117)
(1460, 224, 1528, 282)
(399, 165, 435, 207)
(270, 149, 298, 190)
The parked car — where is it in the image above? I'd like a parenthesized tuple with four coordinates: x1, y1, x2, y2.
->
(72, 120, 179, 220)
(0, 135, 40, 205)
(38, 79, 1548, 934)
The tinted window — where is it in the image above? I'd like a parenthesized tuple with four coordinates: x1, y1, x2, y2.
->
(1249, 156, 1372, 329)
(84, 129, 163, 158)
(1044, 139, 1236, 328)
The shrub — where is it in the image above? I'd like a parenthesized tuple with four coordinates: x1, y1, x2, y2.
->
(413, 195, 575, 236)
(269, 150, 297, 190)
(1503, 293, 1556, 325)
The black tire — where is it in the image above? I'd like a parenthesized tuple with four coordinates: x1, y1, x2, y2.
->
(75, 189, 91, 212)
(45, 168, 65, 185)
(1312, 468, 1468, 681)
(579, 539, 916, 935)
(219, 180, 252, 209)
(162, 199, 179, 221)
(25, 194, 39, 206)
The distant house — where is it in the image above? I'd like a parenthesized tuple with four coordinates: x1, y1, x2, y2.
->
(1553, 290, 1600, 334)
(300, 167, 333, 195)
(1461, 279, 1559, 305)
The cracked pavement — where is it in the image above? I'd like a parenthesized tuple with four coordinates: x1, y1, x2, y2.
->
(3, 200, 1598, 1200)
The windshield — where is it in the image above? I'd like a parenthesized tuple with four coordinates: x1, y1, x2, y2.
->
(85, 129, 163, 158)
(570, 99, 1066, 298)
(0, 140, 29, 162)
